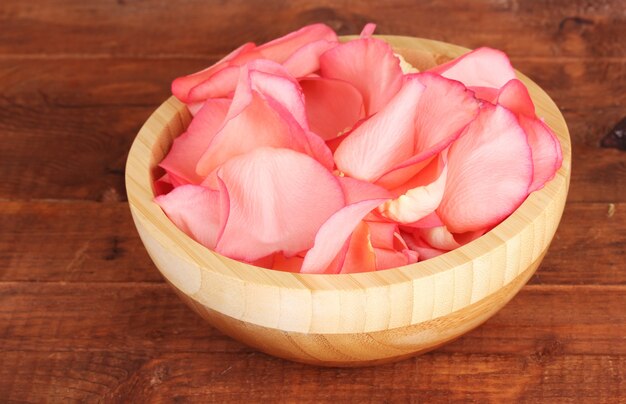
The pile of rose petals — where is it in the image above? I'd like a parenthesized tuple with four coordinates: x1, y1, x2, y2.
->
(155, 23, 562, 274)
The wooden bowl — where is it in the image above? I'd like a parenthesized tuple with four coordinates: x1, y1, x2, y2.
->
(126, 36, 571, 367)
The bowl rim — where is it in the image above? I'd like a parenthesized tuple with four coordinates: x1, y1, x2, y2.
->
(125, 35, 571, 332)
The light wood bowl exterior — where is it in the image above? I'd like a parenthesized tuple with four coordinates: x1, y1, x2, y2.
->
(125, 36, 571, 367)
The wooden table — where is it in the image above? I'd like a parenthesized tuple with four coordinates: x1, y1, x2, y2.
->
(1, 1, 624, 402)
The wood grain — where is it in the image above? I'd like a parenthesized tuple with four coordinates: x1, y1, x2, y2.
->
(0, 105, 151, 201)
(1, 0, 624, 58)
(1, 350, 624, 403)
(1, 283, 625, 356)
(1, 284, 625, 400)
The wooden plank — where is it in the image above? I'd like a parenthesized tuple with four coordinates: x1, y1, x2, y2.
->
(0, 350, 624, 402)
(0, 105, 152, 201)
(1, 283, 625, 355)
(2, 58, 624, 148)
(1, 202, 624, 284)
(0, 201, 160, 282)
(0, 0, 624, 58)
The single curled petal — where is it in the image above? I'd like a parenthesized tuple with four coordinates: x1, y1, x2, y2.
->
(430, 47, 516, 91)
(257, 23, 338, 63)
(159, 98, 231, 185)
(155, 182, 229, 250)
(497, 79, 563, 192)
(319, 37, 404, 115)
(437, 105, 533, 233)
(300, 77, 364, 140)
(216, 147, 345, 261)
(301, 198, 388, 274)
(341, 221, 377, 273)
(172, 42, 258, 102)
(283, 40, 339, 78)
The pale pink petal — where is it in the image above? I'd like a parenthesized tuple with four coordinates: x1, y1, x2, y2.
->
(248, 65, 309, 130)
(319, 37, 404, 115)
(375, 73, 479, 188)
(257, 23, 338, 63)
(283, 40, 338, 78)
(522, 117, 563, 192)
(437, 105, 533, 233)
(497, 79, 562, 192)
(301, 198, 388, 274)
(360, 23, 377, 37)
(216, 147, 345, 261)
(186, 66, 241, 103)
(334, 78, 425, 182)
(159, 98, 230, 185)
(337, 176, 392, 204)
(155, 182, 229, 250)
(300, 77, 364, 140)
(172, 42, 258, 102)
(496, 79, 535, 117)
(379, 155, 447, 223)
(340, 222, 377, 274)
(430, 47, 516, 90)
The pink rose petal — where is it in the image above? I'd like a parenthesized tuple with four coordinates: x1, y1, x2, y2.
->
(437, 105, 533, 233)
(319, 37, 404, 115)
(430, 47, 516, 91)
(257, 23, 338, 63)
(300, 77, 364, 140)
(497, 79, 563, 192)
(283, 40, 339, 78)
(172, 42, 259, 103)
(337, 176, 392, 204)
(301, 198, 388, 274)
(155, 182, 229, 250)
(340, 221, 377, 273)
(159, 98, 231, 185)
(334, 78, 425, 182)
(216, 147, 345, 261)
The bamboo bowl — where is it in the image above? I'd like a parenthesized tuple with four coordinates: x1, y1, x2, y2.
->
(126, 36, 571, 367)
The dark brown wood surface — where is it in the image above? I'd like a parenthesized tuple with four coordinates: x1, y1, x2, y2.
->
(1, 1, 624, 402)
